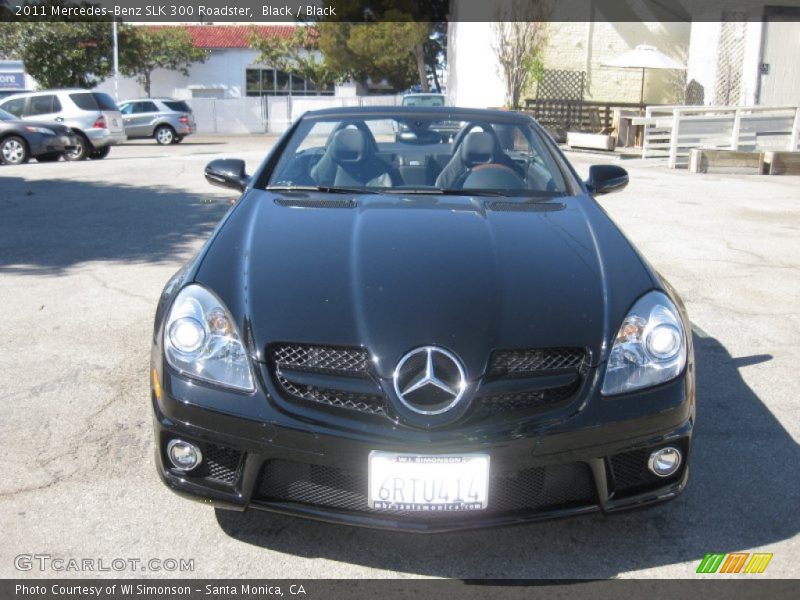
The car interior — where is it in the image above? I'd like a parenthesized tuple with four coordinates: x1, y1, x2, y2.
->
(269, 118, 566, 194)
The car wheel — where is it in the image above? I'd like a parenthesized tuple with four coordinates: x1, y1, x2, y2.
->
(90, 146, 111, 160)
(0, 136, 30, 165)
(64, 134, 90, 161)
(36, 152, 62, 163)
(155, 125, 176, 145)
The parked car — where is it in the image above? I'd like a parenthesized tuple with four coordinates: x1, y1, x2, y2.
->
(0, 90, 32, 101)
(0, 107, 78, 165)
(151, 106, 694, 532)
(397, 93, 459, 142)
(0, 89, 126, 160)
(118, 98, 196, 144)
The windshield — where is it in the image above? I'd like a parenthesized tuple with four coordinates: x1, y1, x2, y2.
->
(0, 108, 16, 121)
(402, 95, 444, 107)
(265, 115, 570, 196)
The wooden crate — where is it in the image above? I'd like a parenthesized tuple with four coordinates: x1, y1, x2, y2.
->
(762, 151, 800, 175)
(688, 149, 764, 174)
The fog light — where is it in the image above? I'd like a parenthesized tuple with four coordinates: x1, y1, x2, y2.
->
(167, 439, 203, 471)
(648, 446, 682, 477)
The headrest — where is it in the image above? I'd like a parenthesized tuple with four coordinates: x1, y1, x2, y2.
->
(460, 131, 496, 166)
(330, 128, 366, 163)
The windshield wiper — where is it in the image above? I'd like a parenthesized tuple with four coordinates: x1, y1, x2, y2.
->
(265, 185, 379, 195)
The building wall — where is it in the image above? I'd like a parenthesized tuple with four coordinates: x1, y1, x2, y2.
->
(447, 3, 690, 108)
(95, 49, 350, 102)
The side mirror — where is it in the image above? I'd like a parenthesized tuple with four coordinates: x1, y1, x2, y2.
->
(585, 165, 629, 195)
(205, 159, 249, 192)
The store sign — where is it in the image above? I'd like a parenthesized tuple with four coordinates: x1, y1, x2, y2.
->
(0, 72, 25, 90)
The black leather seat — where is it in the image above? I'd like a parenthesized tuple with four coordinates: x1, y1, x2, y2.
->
(311, 128, 399, 187)
(434, 131, 522, 189)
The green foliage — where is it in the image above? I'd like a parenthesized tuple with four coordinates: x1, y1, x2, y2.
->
(249, 27, 347, 92)
(119, 27, 207, 97)
(0, 20, 115, 88)
(317, 21, 431, 91)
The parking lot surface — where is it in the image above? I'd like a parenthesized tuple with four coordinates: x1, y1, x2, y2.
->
(1, 137, 798, 578)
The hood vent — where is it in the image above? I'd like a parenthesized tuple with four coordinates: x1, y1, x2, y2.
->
(486, 201, 565, 212)
(275, 198, 357, 209)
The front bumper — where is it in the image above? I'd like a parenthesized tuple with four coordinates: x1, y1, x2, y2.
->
(152, 360, 694, 532)
(28, 133, 78, 157)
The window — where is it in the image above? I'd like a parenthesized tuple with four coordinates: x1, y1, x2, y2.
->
(163, 100, 191, 113)
(70, 93, 98, 110)
(245, 68, 334, 96)
(134, 101, 158, 113)
(119, 103, 133, 114)
(2, 97, 25, 117)
(27, 94, 61, 116)
(265, 114, 570, 194)
(70, 92, 118, 111)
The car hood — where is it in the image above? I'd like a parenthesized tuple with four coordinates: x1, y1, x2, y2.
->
(196, 191, 656, 380)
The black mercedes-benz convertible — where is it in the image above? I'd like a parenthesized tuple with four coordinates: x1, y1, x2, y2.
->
(151, 106, 694, 532)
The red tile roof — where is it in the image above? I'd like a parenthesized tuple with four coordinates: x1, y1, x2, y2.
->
(147, 25, 299, 49)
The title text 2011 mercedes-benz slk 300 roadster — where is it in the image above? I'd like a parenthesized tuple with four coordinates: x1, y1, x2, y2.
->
(151, 107, 694, 532)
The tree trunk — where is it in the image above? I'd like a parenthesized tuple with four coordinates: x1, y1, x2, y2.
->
(144, 71, 151, 98)
(414, 43, 429, 92)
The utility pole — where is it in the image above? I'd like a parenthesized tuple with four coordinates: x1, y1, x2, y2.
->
(112, 20, 119, 101)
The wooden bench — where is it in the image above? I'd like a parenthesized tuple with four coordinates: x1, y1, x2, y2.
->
(762, 151, 800, 175)
(688, 149, 763, 175)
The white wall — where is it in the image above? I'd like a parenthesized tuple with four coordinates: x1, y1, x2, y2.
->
(447, 22, 505, 108)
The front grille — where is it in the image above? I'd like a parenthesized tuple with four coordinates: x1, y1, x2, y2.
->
(474, 378, 581, 417)
(489, 347, 586, 376)
(609, 445, 684, 496)
(256, 459, 596, 519)
(276, 374, 386, 416)
(270, 344, 369, 375)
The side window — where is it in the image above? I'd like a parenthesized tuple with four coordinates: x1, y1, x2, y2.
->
(119, 103, 133, 115)
(140, 101, 158, 113)
(27, 95, 57, 116)
(2, 97, 26, 117)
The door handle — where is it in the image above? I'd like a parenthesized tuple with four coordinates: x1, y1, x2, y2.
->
(54, 117, 64, 122)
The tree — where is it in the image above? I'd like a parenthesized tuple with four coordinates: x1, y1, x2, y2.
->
(119, 27, 207, 97)
(0, 20, 115, 88)
(314, 0, 446, 93)
(249, 27, 347, 93)
(492, 0, 551, 109)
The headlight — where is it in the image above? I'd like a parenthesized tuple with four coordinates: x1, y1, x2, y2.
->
(25, 126, 55, 135)
(164, 285, 254, 392)
(601, 290, 687, 395)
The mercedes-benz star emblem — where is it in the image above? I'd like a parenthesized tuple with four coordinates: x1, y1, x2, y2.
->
(393, 346, 467, 415)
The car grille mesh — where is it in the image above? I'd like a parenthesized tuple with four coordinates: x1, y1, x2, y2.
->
(271, 344, 369, 375)
(474, 379, 582, 417)
(489, 347, 586, 376)
(269, 344, 586, 420)
(276, 375, 386, 416)
(275, 198, 357, 209)
(609, 444, 685, 496)
(256, 459, 596, 519)
(170, 441, 241, 485)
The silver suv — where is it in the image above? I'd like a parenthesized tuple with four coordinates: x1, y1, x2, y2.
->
(118, 98, 196, 145)
(0, 89, 126, 160)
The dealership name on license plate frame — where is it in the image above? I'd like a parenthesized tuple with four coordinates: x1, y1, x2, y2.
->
(368, 451, 490, 512)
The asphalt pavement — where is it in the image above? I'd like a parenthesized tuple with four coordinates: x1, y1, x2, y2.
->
(1, 136, 798, 578)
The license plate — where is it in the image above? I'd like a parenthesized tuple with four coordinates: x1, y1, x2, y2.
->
(368, 451, 490, 511)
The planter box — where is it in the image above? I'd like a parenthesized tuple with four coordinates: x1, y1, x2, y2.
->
(566, 132, 615, 151)
(689, 149, 763, 175)
(762, 151, 800, 175)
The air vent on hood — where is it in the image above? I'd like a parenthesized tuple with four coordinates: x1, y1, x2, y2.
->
(275, 198, 357, 209)
(486, 201, 565, 212)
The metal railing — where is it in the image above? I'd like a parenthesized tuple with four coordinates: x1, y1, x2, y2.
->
(635, 105, 800, 168)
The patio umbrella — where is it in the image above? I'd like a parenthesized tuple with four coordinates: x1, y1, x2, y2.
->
(602, 44, 685, 105)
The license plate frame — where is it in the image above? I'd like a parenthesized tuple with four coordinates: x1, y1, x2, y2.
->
(367, 451, 490, 512)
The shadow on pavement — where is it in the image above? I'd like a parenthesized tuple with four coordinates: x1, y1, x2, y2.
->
(216, 329, 799, 578)
(0, 176, 231, 275)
